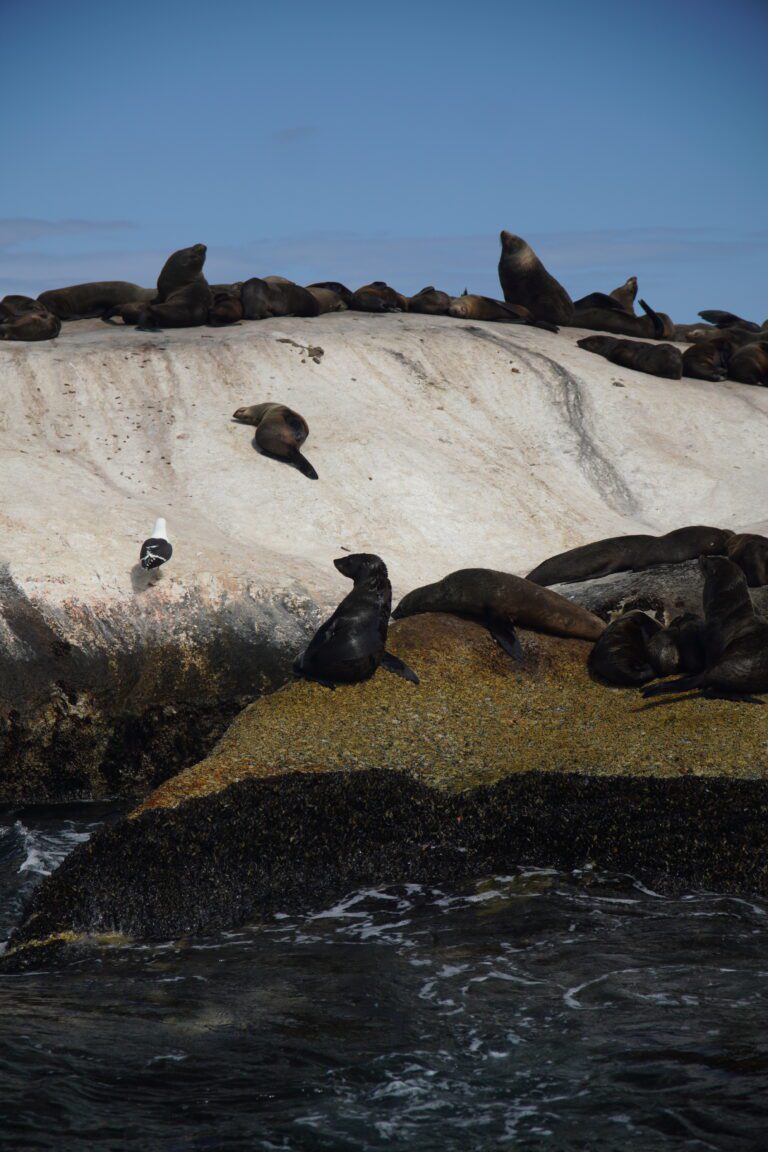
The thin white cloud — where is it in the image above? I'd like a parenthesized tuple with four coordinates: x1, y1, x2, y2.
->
(270, 125, 319, 145)
(0, 218, 134, 247)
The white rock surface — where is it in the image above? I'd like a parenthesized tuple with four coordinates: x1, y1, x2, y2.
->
(1, 311, 765, 608)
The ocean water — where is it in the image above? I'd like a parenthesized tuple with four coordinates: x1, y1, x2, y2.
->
(1, 805, 767, 1151)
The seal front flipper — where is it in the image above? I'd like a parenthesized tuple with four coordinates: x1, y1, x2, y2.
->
(484, 617, 524, 663)
(381, 651, 420, 684)
(638, 299, 665, 339)
(289, 447, 319, 480)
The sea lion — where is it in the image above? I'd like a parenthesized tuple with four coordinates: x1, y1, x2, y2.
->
(306, 285, 348, 313)
(726, 534, 768, 587)
(232, 402, 318, 479)
(682, 336, 735, 382)
(572, 297, 674, 340)
(307, 282, 354, 307)
(727, 341, 768, 386)
(526, 525, 734, 587)
(647, 613, 707, 678)
(407, 286, 451, 315)
(609, 276, 638, 315)
(448, 294, 558, 331)
(0, 294, 50, 317)
(587, 611, 662, 686)
(698, 310, 761, 333)
(350, 282, 408, 313)
(135, 243, 212, 329)
(37, 281, 155, 321)
(392, 568, 605, 644)
(0, 307, 61, 342)
(294, 554, 419, 686)
(241, 277, 319, 320)
(208, 285, 244, 326)
(643, 557, 768, 698)
(577, 334, 683, 380)
(498, 231, 574, 325)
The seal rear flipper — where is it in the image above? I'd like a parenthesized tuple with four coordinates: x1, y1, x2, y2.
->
(638, 298, 665, 339)
(698, 310, 760, 332)
(485, 618, 524, 663)
(526, 318, 559, 334)
(381, 652, 420, 684)
(289, 448, 319, 480)
(641, 674, 702, 698)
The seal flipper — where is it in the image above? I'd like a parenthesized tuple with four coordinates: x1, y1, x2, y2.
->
(638, 298, 664, 339)
(641, 674, 701, 698)
(381, 652, 420, 684)
(698, 310, 760, 332)
(289, 448, 319, 480)
(485, 617, 524, 663)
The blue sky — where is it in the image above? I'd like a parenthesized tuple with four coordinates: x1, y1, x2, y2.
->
(2, 0, 766, 320)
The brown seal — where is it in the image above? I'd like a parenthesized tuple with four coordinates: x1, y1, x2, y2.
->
(350, 282, 408, 313)
(577, 334, 683, 379)
(526, 525, 734, 587)
(307, 282, 354, 307)
(241, 277, 319, 320)
(587, 610, 662, 686)
(647, 613, 707, 678)
(392, 568, 605, 643)
(682, 336, 734, 382)
(725, 534, 768, 587)
(727, 341, 768, 385)
(232, 402, 318, 479)
(306, 285, 348, 313)
(136, 243, 212, 329)
(408, 286, 451, 315)
(573, 296, 674, 339)
(208, 284, 244, 326)
(448, 294, 558, 332)
(0, 303, 61, 341)
(497, 231, 574, 325)
(643, 556, 768, 698)
(609, 276, 638, 315)
(38, 281, 155, 321)
(697, 310, 761, 333)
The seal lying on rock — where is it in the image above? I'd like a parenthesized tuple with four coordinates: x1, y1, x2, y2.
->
(408, 286, 451, 315)
(498, 231, 574, 325)
(232, 402, 318, 479)
(682, 336, 735, 382)
(306, 285, 348, 313)
(349, 282, 408, 313)
(647, 613, 706, 678)
(727, 341, 768, 386)
(448, 294, 558, 332)
(392, 568, 605, 651)
(241, 277, 320, 319)
(38, 281, 155, 320)
(294, 554, 419, 687)
(587, 611, 662, 686)
(577, 334, 683, 380)
(726, 534, 768, 587)
(0, 301, 61, 341)
(526, 526, 734, 587)
(136, 244, 212, 329)
(307, 281, 354, 307)
(643, 557, 768, 698)
(208, 284, 244, 326)
(572, 296, 674, 340)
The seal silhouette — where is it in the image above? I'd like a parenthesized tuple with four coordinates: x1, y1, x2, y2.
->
(497, 231, 574, 325)
(392, 569, 605, 653)
(136, 243, 212, 329)
(526, 526, 735, 587)
(643, 556, 768, 698)
(232, 402, 318, 479)
(577, 334, 683, 380)
(294, 554, 419, 687)
(587, 611, 662, 686)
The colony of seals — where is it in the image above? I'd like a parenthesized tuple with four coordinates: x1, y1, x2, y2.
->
(232, 402, 318, 480)
(294, 554, 419, 686)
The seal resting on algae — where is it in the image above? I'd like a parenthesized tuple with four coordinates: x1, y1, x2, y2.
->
(587, 610, 661, 686)
(392, 568, 605, 661)
(294, 554, 419, 687)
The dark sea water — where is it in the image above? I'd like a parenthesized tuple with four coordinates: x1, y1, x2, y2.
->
(1, 805, 767, 1152)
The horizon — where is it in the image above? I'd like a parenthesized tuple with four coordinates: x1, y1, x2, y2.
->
(2, 0, 767, 322)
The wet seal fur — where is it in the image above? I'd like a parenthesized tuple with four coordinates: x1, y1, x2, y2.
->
(137, 244, 212, 329)
(726, 534, 768, 587)
(38, 281, 155, 321)
(294, 554, 419, 687)
(587, 610, 662, 686)
(643, 557, 768, 699)
(498, 231, 574, 325)
(526, 525, 735, 587)
(577, 334, 683, 380)
(392, 568, 606, 650)
(232, 402, 318, 479)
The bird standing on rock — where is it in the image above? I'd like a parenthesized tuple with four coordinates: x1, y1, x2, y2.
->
(140, 518, 173, 573)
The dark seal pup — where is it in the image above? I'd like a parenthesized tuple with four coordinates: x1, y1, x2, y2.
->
(232, 402, 318, 479)
(38, 281, 155, 320)
(208, 284, 244, 326)
(726, 534, 768, 587)
(526, 525, 734, 587)
(294, 554, 419, 687)
(682, 336, 735, 382)
(577, 334, 683, 380)
(643, 556, 768, 698)
(727, 341, 768, 386)
(408, 286, 451, 315)
(498, 231, 574, 325)
(0, 301, 61, 342)
(137, 243, 212, 329)
(647, 613, 707, 678)
(587, 611, 662, 686)
(392, 569, 605, 649)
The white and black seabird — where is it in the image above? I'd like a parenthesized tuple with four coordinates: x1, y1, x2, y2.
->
(139, 517, 173, 572)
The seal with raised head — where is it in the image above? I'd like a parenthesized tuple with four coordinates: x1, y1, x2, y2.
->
(498, 231, 574, 325)
(609, 276, 638, 314)
(577, 334, 683, 380)
(350, 282, 408, 313)
(526, 525, 735, 587)
(136, 243, 212, 329)
(232, 402, 318, 479)
(408, 286, 451, 315)
(647, 613, 707, 678)
(643, 556, 768, 698)
(392, 568, 606, 649)
(294, 554, 419, 687)
(726, 534, 768, 587)
(727, 341, 768, 386)
(38, 281, 155, 321)
(587, 610, 662, 686)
